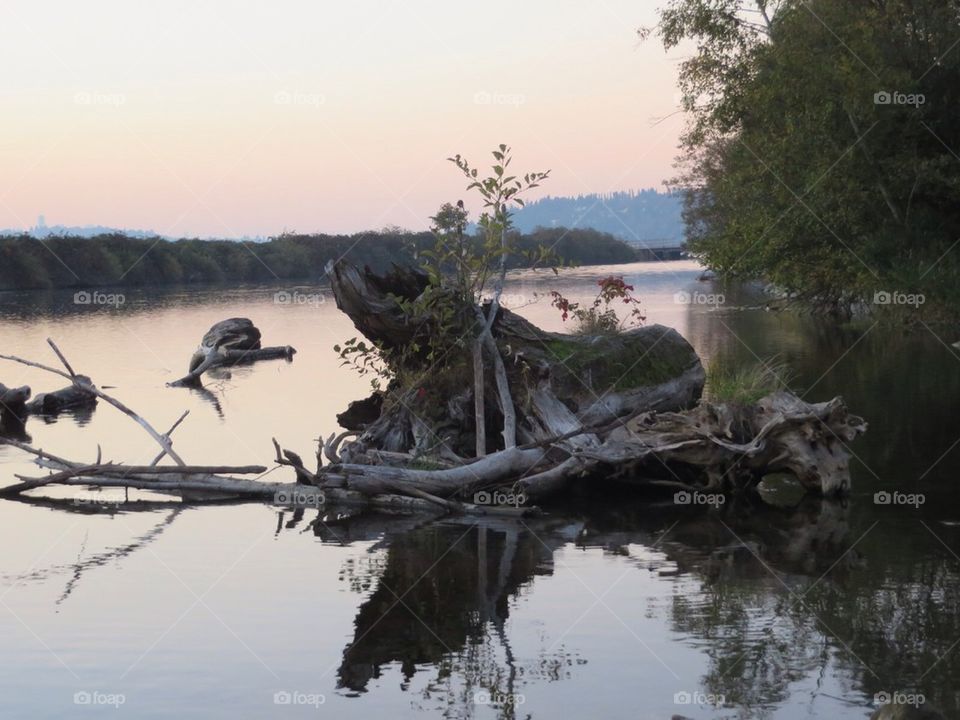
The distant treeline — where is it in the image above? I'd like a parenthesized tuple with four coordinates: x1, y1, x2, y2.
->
(0, 227, 643, 291)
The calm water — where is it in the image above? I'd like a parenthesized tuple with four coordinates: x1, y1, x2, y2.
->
(1, 261, 959, 719)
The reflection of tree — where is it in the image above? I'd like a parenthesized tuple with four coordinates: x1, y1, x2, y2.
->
(1, 498, 184, 605)
(573, 498, 959, 716)
(332, 517, 578, 719)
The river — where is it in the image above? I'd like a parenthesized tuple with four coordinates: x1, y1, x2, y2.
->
(1, 260, 958, 719)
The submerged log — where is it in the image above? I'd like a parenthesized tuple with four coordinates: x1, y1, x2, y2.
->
(0, 383, 30, 410)
(169, 318, 296, 386)
(24, 375, 97, 415)
(0, 383, 31, 418)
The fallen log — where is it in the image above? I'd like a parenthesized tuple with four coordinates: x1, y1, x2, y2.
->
(24, 376, 97, 415)
(1, 341, 188, 466)
(3, 462, 269, 496)
(168, 318, 296, 386)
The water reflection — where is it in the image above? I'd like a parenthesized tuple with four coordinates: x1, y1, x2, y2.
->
(267, 496, 959, 716)
(2, 264, 960, 718)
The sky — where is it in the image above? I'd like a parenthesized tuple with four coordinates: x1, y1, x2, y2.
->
(0, 0, 686, 237)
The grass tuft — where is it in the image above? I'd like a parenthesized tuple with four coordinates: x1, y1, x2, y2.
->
(705, 355, 793, 404)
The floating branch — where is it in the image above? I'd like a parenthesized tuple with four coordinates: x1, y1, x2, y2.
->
(1, 340, 187, 465)
(168, 318, 295, 386)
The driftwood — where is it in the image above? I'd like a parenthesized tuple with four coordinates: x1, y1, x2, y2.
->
(168, 318, 296, 386)
(0, 339, 538, 517)
(25, 376, 97, 415)
(0, 262, 867, 517)
(2, 380, 97, 418)
(319, 262, 866, 506)
(0, 383, 31, 416)
(1, 341, 188, 466)
(0, 342, 275, 500)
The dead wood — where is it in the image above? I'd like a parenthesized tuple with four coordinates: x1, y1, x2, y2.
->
(168, 318, 295, 386)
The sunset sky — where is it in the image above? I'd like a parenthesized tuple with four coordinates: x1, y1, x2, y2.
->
(0, 0, 685, 237)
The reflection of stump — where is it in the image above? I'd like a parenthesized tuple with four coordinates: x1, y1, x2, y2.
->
(337, 523, 556, 692)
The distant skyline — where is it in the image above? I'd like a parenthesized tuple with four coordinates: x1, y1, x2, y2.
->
(0, 1, 686, 237)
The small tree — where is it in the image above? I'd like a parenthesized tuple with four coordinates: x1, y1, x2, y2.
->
(336, 147, 552, 391)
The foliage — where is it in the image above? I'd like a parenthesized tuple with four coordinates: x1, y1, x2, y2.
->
(550, 276, 646, 335)
(646, 0, 960, 316)
(333, 337, 393, 391)
(446, 144, 553, 300)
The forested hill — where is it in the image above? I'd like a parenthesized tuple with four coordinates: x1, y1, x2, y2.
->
(0, 227, 640, 291)
(510, 190, 685, 246)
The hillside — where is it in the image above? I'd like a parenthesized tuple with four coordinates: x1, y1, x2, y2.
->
(510, 189, 685, 247)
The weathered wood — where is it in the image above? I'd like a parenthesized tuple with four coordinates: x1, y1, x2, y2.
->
(0, 341, 188, 466)
(472, 340, 486, 457)
(168, 318, 295, 386)
(149, 410, 190, 466)
(336, 393, 382, 430)
(0, 383, 31, 416)
(24, 376, 97, 415)
(2, 462, 270, 496)
(328, 261, 706, 461)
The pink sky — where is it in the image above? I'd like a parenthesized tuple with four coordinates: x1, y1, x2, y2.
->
(0, 0, 685, 237)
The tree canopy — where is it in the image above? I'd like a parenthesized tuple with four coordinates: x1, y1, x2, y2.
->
(648, 0, 960, 315)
